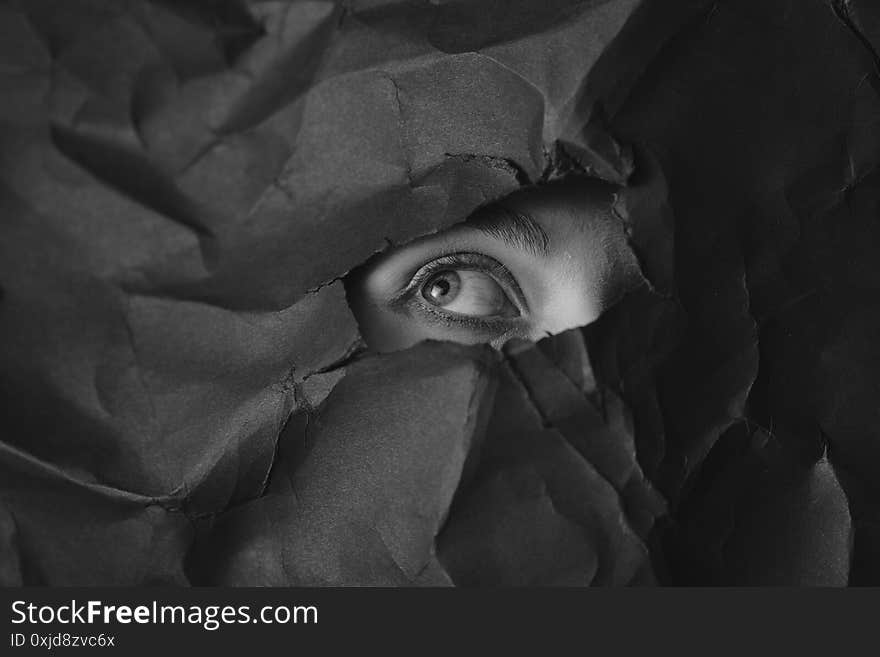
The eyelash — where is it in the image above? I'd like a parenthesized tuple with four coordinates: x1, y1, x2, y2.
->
(390, 252, 529, 330)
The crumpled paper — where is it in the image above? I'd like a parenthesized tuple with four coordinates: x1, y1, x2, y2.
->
(1, 0, 878, 585)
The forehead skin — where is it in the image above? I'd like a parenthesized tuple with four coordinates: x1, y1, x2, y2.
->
(493, 180, 642, 314)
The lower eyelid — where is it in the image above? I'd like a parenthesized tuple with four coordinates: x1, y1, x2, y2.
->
(408, 295, 523, 332)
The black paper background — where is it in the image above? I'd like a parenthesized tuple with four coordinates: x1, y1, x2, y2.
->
(0, 0, 878, 585)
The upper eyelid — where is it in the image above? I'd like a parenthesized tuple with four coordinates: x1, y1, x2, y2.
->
(365, 208, 549, 283)
(468, 206, 551, 258)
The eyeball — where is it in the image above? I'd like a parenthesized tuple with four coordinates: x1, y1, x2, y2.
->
(419, 269, 513, 317)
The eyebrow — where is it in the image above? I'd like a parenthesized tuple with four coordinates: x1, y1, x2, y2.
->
(468, 205, 551, 258)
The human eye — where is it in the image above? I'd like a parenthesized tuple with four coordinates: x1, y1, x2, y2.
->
(346, 242, 535, 351)
(398, 252, 525, 323)
(345, 181, 620, 352)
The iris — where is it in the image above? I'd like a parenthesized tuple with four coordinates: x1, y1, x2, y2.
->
(423, 271, 459, 305)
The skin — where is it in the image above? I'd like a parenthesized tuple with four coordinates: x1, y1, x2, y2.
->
(345, 178, 643, 352)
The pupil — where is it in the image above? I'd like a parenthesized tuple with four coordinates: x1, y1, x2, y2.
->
(432, 279, 451, 297)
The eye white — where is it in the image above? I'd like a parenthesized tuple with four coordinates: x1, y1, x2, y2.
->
(419, 269, 513, 317)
